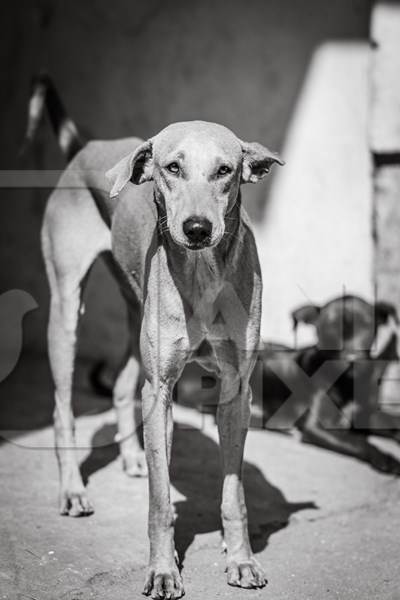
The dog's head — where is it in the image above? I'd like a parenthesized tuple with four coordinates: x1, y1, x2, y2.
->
(106, 121, 283, 250)
(292, 295, 398, 361)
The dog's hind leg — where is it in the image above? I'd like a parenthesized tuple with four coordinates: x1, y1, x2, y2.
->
(113, 303, 147, 477)
(42, 188, 111, 516)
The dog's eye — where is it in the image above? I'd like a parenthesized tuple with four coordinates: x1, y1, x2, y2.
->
(217, 165, 232, 177)
(166, 162, 180, 175)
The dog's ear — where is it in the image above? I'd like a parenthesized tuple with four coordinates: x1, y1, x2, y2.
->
(375, 301, 399, 326)
(106, 139, 153, 198)
(291, 304, 320, 330)
(240, 140, 284, 184)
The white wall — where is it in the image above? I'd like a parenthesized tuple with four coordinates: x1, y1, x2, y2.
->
(255, 42, 373, 346)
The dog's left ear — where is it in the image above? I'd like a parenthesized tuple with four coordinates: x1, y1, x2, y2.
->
(375, 301, 399, 325)
(106, 139, 153, 198)
(240, 140, 284, 184)
(291, 304, 320, 331)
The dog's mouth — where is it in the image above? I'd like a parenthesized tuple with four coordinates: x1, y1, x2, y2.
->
(171, 230, 220, 250)
(168, 234, 213, 251)
(168, 223, 223, 250)
(185, 238, 212, 251)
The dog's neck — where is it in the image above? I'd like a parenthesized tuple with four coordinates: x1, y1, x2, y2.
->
(155, 192, 242, 318)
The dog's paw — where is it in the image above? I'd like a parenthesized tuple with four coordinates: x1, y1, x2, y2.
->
(143, 567, 184, 599)
(122, 450, 148, 477)
(368, 447, 400, 476)
(60, 489, 94, 517)
(226, 557, 267, 589)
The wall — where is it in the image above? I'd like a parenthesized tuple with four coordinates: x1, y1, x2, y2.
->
(257, 41, 373, 346)
(0, 0, 370, 364)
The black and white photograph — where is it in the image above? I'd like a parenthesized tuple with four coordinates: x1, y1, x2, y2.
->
(1, 1, 400, 598)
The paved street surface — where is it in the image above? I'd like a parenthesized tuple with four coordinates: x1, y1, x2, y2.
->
(1, 356, 400, 600)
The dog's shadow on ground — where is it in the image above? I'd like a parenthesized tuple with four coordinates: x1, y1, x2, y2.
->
(81, 420, 317, 563)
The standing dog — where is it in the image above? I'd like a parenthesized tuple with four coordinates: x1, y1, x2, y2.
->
(25, 75, 283, 597)
(261, 295, 400, 474)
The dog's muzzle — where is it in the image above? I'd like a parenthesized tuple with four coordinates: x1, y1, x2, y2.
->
(183, 216, 212, 249)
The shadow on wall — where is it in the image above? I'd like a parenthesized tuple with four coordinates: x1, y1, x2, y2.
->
(0, 0, 370, 361)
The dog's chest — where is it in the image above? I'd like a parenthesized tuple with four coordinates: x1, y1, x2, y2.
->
(181, 252, 225, 326)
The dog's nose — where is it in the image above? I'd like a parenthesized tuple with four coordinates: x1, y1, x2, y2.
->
(183, 217, 212, 245)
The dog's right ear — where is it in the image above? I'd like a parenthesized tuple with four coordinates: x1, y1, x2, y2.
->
(291, 304, 320, 330)
(375, 301, 399, 326)
(240, 140, 284, 184)
(106, 139, 153, 198)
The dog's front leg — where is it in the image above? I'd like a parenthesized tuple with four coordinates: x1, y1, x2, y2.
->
(302, 390, 400, 474)
(217, 374, 267, 589)
(142, 377, 184, 599)
(367, 410, 400, 444)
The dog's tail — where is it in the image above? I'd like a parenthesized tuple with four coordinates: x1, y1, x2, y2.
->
(22, 73, 84, 162)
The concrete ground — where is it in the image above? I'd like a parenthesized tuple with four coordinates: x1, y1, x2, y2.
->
(1, 356, 400, 600)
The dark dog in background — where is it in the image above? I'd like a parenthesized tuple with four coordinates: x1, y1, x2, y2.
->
(92, 294, 400, 474)
(261, 295, 400, 474)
